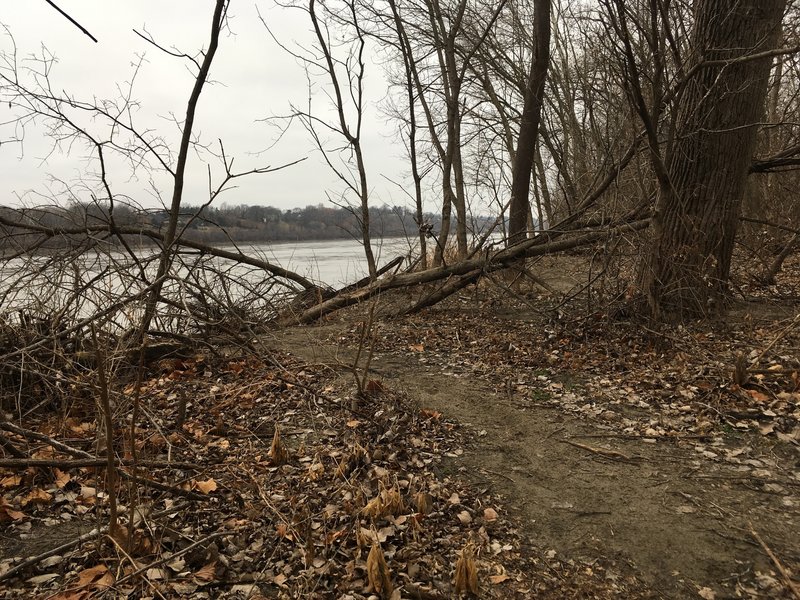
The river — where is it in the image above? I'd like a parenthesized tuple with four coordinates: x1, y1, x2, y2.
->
(0, 237, 418, 322)
(236, 237, 415, 287)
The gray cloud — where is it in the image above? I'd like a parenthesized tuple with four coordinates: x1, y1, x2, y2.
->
(0, 1, 405, 211)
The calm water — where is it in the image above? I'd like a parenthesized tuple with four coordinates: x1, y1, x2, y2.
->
(237, 237, 415, 287)
(0, 237, 417, 321)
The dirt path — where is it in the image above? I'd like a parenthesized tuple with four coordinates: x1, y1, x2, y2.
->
(270, 321, 800, 598)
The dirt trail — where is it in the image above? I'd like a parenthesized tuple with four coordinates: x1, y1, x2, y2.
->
(270, 321, 799, 598)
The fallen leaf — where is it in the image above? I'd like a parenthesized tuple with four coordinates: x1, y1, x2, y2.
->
(0, 500, 25, 522)
(0, 475, 21, 488)
(269, 426, 290, 466)
(194, 479, 217, 494)
(193, 561, 217, 583)
(366, 542, 393, 597)
(454, 543, 479, 595)
(76, 564, 114, 589)
(21, 488, 52, 506)
(53, 468, 71, 489)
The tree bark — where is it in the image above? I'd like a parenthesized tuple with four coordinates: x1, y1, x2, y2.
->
(508, 0, 552, 245)
(645, 0, 786, 319)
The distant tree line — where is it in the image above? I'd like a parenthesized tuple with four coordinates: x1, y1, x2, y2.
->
(178, 203, 446, 244)
(0, 201, 483, 251)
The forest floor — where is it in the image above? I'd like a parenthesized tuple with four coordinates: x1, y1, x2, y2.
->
(269, 254, 800, 599)
(0, 254, 798, 599)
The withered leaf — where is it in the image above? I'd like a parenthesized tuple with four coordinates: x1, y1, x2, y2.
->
(76, 564, 114, 589)
(454, 543, 479, 595)
(194, 478, 218, 494)
(366, 542, 393, 598)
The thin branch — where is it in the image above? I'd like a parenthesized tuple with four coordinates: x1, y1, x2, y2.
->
(44, 0, 98, 43)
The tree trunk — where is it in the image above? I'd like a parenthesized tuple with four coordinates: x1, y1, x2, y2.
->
(645, 0, 785, 319)
(508, 0, 551, 245)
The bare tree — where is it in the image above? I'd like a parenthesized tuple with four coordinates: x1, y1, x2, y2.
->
(264, 0, 378, 279)
(507, 0, 551, 244)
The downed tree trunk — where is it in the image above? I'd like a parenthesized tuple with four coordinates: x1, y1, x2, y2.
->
(282, 219, 651, 325)
(759, 233, 799, 285)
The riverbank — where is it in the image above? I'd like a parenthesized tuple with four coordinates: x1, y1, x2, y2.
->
(1, 254, 798, 598)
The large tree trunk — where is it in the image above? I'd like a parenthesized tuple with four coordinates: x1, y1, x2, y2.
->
(508, 0, 551, 245)
(645, 0, 785, 319)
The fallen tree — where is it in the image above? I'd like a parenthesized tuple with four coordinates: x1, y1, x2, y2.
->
(281, 218, 652, 325)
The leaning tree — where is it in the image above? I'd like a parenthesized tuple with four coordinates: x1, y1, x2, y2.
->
(643, 0, 787, 319)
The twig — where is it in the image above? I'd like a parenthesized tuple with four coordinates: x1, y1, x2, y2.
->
(114, 531, 231, 587)
(480, 467, 515, 483)
(92, 324, 119, 537)
(105, 533, 168, 600)
(0, 421, 93, 458)
(0, 458, 206, 469)
(748, 521, 800, 600)
(124, 473, 208, 501)
(0, 433, 26, 458)
(560, 439, 634, 461)
(0, 502, 188, 582)
(0, 527, 105, 583)
(44, 0, 98, 42)
(749, 312, 800, 368)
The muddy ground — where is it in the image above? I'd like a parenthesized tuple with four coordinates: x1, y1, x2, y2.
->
(269, 256, 800, 599)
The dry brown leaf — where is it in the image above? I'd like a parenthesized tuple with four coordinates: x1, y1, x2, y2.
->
(194, 479, 218, 494)
(269, 427, 290, 466)
(21, 488, 52, 506)
(1, 475, 21, 488)
(362, 494, 385, 519)
(366, 542, 393, 598)
(363, 482, 406, 519)
(53, 468, 71, 489)
(366, 379, 385, 394)
(747, 389, 769, 403)
(415, 491, 433, 515)
(0, 498, 25, 522)
(76, 564, 114, 589)
(456, 510, 473, 524)
(489, 573, 510, 584)
(420, 408, 442, 420)
(193, 561, 217, 583)
(454, 543, 479, 596)
(306, 456, 325, 481)
(382, 483, 406, 517)
(276, 522, 293, 540)
(483, 507, 498, 522)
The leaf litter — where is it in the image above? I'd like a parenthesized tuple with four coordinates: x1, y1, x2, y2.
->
(288, 253, 800, 598)
(0, 349, 601, 598)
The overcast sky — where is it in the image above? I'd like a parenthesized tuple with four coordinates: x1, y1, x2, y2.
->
(0, 1, 404, 211)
